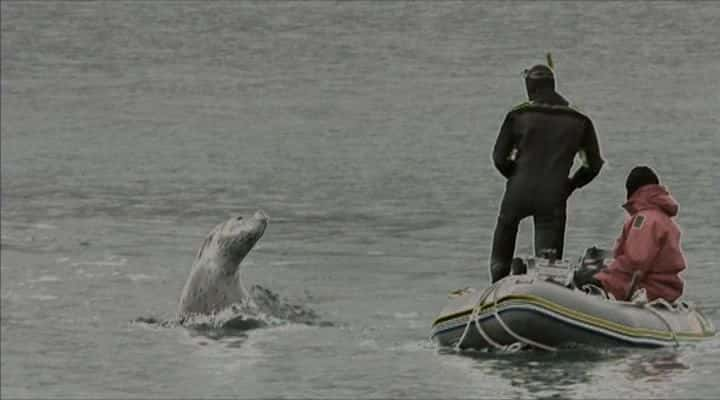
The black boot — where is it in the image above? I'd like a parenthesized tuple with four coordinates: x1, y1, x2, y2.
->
(490, 261, 511, 283)
(511, 257, 527, 275)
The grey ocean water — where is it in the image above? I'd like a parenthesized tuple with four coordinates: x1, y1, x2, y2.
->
(2, 1, 719, 398)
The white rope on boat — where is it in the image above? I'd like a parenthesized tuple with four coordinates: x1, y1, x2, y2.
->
(628, 289, 680, 347)
(454, 285, 505, 351)
(472, 285, 509, 351)
(643, 297, 680, 347)
(454, 278, 557, 352)
(490, 278, 557, 352)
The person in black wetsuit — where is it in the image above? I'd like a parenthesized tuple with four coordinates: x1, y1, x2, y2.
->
(489, 64, 605, 283)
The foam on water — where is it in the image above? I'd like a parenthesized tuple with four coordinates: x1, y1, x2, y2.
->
(32, 223, 57, 230)
(126, 273, 155, 282)
(29, 275, 61, 283)
(133, 284, 324, 340)
(74, 268, 99, 279)
(388, 340, 434, 353)
(70, 256, 127, 267)
(29, 294, 59, 301)
(393, 312, 419, 320)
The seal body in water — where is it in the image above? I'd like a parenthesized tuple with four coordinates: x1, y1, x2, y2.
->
(177, 210, 268, 321)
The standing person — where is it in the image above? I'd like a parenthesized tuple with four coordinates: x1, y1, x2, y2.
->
(489, 63, 604, 283)
(574, 166, 686, 302)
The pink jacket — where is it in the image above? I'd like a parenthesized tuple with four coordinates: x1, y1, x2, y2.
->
(595, 184, 686, 302)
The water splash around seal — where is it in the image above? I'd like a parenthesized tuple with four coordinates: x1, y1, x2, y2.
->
(133, 284, 327, 337)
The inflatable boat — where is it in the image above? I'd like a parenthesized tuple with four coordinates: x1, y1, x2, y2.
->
(431, 252, 716, 351)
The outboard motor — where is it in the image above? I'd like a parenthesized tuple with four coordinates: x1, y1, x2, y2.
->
(572, 246, 611, 286)
(579, 246, 610, 268)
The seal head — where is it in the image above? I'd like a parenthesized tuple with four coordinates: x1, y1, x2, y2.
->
(177, 210, 269, 319)
(196, 210, 269, 275)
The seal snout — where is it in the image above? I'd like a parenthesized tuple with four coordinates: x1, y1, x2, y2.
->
(253, 209, 269, 222)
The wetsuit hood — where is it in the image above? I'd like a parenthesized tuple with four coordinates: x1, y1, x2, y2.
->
(524, 65, 568, 106)
(623, 184, 679, 217)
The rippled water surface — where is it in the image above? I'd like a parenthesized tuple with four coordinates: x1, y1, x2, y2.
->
(2, 2, 719, 398)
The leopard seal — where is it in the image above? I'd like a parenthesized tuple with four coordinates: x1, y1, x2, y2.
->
(177, 210, 268, 322)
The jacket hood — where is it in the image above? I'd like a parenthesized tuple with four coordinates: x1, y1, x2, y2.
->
(623, 184, 679, 217)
